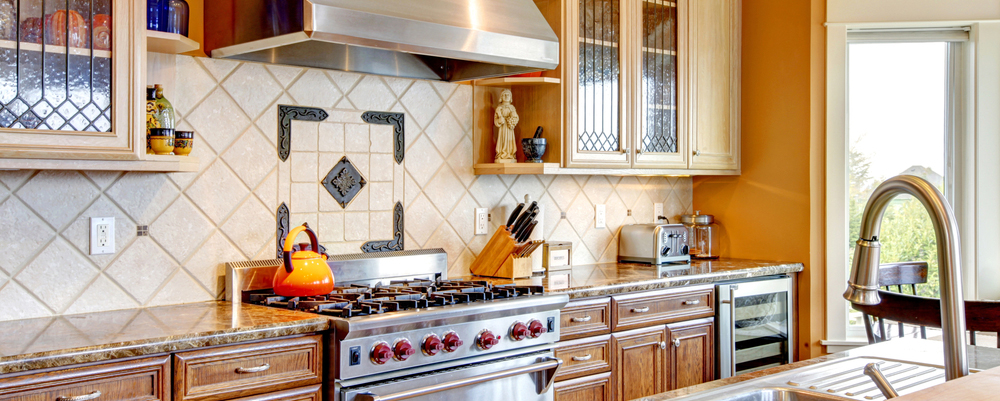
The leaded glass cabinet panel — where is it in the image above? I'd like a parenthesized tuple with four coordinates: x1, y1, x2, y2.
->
(633, 0, 686, 168)
(0, 0, 142, 160)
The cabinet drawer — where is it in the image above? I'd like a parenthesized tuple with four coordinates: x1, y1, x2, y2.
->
(173, 335, 322, 401)
(0, 355, 170, 401)
(554, 335, 612, 381)
(227, 385, 322, 401)
(560, 298, 611, 341)
(612, 287, 714, 331)
(553, 372, 612, 401)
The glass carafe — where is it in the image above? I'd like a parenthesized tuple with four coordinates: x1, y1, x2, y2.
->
(680, 211, 719, 259)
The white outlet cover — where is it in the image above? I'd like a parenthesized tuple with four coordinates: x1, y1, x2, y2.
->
(595, 204, 606, 229)
(654, 203, 664, 221)
(90, 217, 115, 255)
(475, 208, 489, 235)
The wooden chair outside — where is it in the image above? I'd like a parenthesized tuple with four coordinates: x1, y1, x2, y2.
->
(852, 262, 1000, 347)
(861, 262, 929, 343)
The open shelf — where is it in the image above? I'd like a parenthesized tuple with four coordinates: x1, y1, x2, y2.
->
(0, 154, 199, 172)
(0, 39, 112, 58)
(474, 163, 562, 175)
(147, 30, 200, 54)
(474, 77, 561, 87)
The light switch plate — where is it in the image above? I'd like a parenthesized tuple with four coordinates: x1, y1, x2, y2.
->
(654, 203, 664, 221)
(595, 204, 606, 229)
(475, 208, 489, 235)
(90, 217, 115, 255)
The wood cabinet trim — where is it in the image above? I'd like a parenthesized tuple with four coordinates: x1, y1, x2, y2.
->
(0, 355, 171, 401)
(172, 335, 322, 401)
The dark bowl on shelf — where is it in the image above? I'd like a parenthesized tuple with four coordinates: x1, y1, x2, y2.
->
(521, 138, 546, 163)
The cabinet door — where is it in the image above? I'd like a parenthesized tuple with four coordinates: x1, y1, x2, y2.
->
(612, 325, 667, 400)
(0, 0, 142, 160)
(554, 372, 613, 401)
(564, 0, 630, 168)
(631, 0, 687, 168)
(667, 319, 714, 390)
(686, 0, 740, 170)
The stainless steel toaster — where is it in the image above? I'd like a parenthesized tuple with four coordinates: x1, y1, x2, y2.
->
(618, 223, 691, 264)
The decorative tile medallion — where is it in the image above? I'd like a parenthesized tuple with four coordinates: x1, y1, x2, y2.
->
(277, 105, 329, 161)
(362, 202, 405, 252)
(322, 156, 367, 209)
(361, 111, 405, 164)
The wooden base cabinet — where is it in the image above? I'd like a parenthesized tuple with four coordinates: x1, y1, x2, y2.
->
(669, 319, 715, 390)
(612, 326, 669, 400)
(553, 372, 613, 401)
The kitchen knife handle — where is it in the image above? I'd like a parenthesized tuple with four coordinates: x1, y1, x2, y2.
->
(517, 221, 537, 242)
(512, 210, 538, 237)
(506, 203, 525, 228)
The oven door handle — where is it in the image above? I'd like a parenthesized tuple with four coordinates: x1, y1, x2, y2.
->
(354, 357, 563, 401)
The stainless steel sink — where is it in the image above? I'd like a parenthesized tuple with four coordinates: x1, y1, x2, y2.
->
(709, 388, 854, 401)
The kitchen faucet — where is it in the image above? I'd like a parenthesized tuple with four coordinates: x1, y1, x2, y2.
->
(843, 175, 969, 381)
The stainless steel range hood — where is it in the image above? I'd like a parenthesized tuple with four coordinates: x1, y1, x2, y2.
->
(205, 0, 560, 82)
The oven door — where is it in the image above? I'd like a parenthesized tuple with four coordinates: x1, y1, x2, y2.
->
(337, 350, 561, 401)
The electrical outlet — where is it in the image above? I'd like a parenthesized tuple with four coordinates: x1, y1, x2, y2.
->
(90, 217, 115, 255)
(595, 204, 606, 229)
(654, 203, 664, 221)
(475, 208, 489, 235)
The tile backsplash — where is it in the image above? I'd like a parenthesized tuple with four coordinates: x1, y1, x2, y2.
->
(0, 54, 692, 321)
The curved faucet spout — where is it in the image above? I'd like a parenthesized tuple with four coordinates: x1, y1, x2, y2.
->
(843, 175, 968, 380)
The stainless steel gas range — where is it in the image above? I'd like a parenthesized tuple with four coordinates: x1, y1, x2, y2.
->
(225, 249, 568, 401)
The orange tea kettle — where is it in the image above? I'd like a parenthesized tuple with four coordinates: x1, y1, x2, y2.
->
(274, 223, 335, 297)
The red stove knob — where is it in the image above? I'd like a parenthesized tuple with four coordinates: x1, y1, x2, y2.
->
(443, 332, 464, 352)
(393, 340, 416, 361)
(477, 330, 499, 350)
(527, 320, 547, 338)
(422, 334, 445, 356)
(510, 322, 529, 341)
(370, 342, 394, 365)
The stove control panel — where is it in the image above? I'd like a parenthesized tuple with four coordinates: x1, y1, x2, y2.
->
(422, 334, 444, 356)
(442, 332, 464, 352)
(476, 330, 499, 350)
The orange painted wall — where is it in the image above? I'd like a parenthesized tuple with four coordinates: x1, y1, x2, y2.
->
(693, 0, 826, 359)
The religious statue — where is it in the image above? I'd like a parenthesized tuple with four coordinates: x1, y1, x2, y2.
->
(494, 89, 519, 163)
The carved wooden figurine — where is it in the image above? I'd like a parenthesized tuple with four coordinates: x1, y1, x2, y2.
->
(494, 89, 519, 163)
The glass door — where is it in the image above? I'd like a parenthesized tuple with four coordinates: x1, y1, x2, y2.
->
(634, 0, 685, 168)
(566, 0, 630, 167)
(718, 276, 793, 378)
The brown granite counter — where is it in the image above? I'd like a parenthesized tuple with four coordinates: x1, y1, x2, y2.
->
(0, 301, 328, 375)
(459, 258, 803, 298)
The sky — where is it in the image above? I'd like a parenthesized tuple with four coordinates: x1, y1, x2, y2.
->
(848, 42, 947, 182)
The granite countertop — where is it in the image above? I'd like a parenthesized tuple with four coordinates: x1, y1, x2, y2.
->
(0, 301, 328, 375)
(458, 258, 804, 298)
(644, 338, 1000, 400)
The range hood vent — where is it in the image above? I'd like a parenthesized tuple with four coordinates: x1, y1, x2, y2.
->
(205, 0, 560, 82)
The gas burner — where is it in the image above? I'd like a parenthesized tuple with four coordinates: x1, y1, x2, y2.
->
(246, 278, 546, 318)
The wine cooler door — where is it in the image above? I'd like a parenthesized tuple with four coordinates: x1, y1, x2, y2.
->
(717, 276, 794, 378)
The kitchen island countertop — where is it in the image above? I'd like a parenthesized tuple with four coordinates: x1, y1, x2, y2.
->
(0, 301, 328, 375)
(457, 258, 804, 298)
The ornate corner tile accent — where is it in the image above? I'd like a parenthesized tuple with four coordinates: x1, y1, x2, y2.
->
(275, 202, 289, 258)
(277, 105, 329, 161)
(362, 202, 404, 252)
(361, 111, 405, 164)
(321, 156, 367, 208)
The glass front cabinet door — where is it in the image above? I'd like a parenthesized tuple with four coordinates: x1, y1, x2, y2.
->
(0, 0, 142, 160)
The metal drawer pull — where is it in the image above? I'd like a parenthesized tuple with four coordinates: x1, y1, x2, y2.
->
(235, 363, 271, 374)
(673, 338, 681, 348)
(631, 306, 650, 313)
(571, 354, 593, 362)
(57, 391, 102, 401)
(571, 315, 592, 323)
(683, 300, 700, 305)
(355, 357, 563, 401)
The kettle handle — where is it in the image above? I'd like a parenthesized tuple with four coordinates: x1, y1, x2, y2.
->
(282, 223, 321, 273)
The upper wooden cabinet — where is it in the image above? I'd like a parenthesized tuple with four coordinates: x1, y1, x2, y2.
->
(472, 0, 740, 176)
(0, 0, 196, 171)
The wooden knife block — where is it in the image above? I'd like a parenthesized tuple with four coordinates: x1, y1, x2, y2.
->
(470, 226, 533, 279)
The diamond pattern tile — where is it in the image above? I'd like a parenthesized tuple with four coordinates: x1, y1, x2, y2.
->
(16, 238, 98, 312)
(106, 172, 180, 224)
(150, 198, 215, 262)
(0, 56, 697, 322)
(222, 63, 283, 120)
(105, 237, 178, 304)
(400, 81, 444, 128)
(186, 161, 249, 224)
(185, 89, 251, 153)
(288, 70, 342, 108)
(17, 171, 99, 230)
